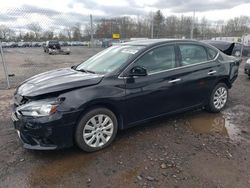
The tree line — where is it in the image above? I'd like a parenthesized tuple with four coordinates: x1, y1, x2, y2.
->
(0, 10, 250, 42)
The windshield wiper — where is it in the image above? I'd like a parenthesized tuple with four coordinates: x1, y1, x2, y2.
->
(76, 68, 96, 74)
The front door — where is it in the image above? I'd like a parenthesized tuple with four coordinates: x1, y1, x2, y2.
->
(123, 44, 184, 125)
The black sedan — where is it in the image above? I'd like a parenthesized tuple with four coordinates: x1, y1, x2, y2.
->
(12, 39, 240, 152)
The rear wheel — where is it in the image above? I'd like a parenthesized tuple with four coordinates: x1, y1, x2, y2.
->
(206, 83, 228, 113)
(75, 108, 118, 152)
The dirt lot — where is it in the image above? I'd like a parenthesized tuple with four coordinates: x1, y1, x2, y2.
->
(0, 47, 250, 188)
(0, 47, 102, 89)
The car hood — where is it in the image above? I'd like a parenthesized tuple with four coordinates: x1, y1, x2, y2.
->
(17, 68, 104, 97)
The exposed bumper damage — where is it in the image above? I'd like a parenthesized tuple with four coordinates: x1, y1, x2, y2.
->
(12, 108, 80, 150)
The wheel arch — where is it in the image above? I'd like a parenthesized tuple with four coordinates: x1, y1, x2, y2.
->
(215, 77, 232, 89)
(75, 101, 124, 131)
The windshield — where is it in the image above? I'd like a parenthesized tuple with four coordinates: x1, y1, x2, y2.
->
(76, 45, 145, 74)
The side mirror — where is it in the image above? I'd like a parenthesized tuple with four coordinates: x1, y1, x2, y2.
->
(129, 66, 147, 77)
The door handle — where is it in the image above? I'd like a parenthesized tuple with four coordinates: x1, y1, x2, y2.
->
(208, 70, 217, 75)
(168, 78, 181, 83)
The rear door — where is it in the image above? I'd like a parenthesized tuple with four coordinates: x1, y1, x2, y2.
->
(174, 43, 221, 108)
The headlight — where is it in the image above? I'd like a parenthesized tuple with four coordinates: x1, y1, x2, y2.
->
(17, 99, 60, 117)
(246, 59, 250, 64)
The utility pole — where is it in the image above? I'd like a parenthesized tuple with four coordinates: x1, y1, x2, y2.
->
(190, 10, 195, 39)
(0, 39, 10, 89)
(151, 16, 154, 39)
(90, 14, 94, 48)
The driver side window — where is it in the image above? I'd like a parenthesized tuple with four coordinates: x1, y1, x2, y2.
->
(135, 45, 176, 74)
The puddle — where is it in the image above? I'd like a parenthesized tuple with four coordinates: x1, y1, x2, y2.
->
(186, 112, 241, 141)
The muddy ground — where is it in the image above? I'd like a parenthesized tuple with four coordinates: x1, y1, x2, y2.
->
(0, 48, 250, 188)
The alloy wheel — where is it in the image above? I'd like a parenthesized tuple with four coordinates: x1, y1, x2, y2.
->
(83, 114, 114, 148)
(213, 87, 228, 110)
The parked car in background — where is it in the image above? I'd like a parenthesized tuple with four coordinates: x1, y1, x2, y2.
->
(1, 42, 7, 48)
(110, 39, 121, 46)
(101, 39, 121, 47)
(5, 42, 18, 48)
(101, 39, 111, 48)
(43, 40, 60, 52)
(59, 41, 69, 46)
(245, 58, 250, 78)
(43, 40, 70, 55)
(82, 41, 89, 46)
(17, 42, 30, 48)
(31, 42, 42, 47)
(71, 41, 81, 46)
(233, 43, 250, 57)
(12, 39, 240, 152)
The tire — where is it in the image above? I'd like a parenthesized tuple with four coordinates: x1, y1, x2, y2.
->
(206, 83, 228, 113)
(75, 107, 118, 152)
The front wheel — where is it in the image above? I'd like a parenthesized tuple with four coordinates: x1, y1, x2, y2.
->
(75, 108, 118, 152)
(206, 83, 228, 113)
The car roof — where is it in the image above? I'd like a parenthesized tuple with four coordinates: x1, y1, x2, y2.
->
(122, 39, 197, 46)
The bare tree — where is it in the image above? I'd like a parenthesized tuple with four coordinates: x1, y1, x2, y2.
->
(58, 32, 68, 40)
(199, 17, 209, 39)
(165, 16, 178, 38)
(42, 30, 54, 40)
(64, 27, 72, 41)
(2, 13, 250, 42)
(224, 16, 250, 36)
(27, 23, 42, 40)
(0, 25, 14, 41)
(153, 10, 164, 38)
(72, 23, 82, 41)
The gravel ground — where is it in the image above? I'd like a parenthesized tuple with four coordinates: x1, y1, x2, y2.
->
(0, 47, 250, 188)
(0, 47, 102, 89)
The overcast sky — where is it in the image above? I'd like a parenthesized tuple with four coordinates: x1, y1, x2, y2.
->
(0, 0, 250, 31)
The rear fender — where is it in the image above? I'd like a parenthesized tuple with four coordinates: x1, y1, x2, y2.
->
(229, 58, 241, 84)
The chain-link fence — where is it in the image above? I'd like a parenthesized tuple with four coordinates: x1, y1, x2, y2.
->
(0, 46, 102, 89)
(0, 6, 105, 89)
(1, 7, 250, 89)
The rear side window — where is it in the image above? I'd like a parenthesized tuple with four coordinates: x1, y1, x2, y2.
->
(179, 44, 208, 66)
(207, 47, 218, 60)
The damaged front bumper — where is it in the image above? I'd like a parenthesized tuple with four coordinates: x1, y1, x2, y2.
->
(11, 109, 80, 150)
